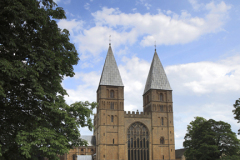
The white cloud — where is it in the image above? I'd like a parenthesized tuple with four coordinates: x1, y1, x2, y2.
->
(53, 0, 61, 3)
(136, 0, 151, 10)
(89, 1, 229, 53)
(57, 19, 84, 35)
(188, 0, 204, 11)
(119, 56, 150, 111)
(64, 71, 99, 105)
(58, 1, 230, 60)
(63, 0, 71, 4)
(144, 3, 151, 10)
(84, 3, 90, 10)
(53, 0, 71, 4)
(166, 55, 240, 94)
(74, 26, 137, 59)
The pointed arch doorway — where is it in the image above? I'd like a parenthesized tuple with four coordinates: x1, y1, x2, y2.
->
(127, 122, 149, 160)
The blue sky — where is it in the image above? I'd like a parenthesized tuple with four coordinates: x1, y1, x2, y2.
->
(55, 0, 240, 149)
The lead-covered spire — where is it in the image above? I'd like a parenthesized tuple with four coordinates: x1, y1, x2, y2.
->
(99, 44, 124, 86)
(143, 50, 171, 94)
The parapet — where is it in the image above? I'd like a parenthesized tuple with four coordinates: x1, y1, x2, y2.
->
(124, 111, 151, 118)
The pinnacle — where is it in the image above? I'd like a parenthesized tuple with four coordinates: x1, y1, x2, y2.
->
(99, 45, 124, 86)
(143, 50, 171, 94)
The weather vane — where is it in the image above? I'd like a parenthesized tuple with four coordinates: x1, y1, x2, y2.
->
(109, 35, 111, 46)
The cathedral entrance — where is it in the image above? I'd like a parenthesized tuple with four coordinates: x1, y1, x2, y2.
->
(127, 122, 149, 160)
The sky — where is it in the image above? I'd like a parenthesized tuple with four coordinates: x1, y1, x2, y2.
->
(54, 0, 240, 149)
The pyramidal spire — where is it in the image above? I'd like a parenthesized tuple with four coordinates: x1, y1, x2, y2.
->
(99, 44, 124, 86)
(143, 50, 171, 94)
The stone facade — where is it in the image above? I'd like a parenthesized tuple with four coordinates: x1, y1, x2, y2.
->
(63, 44, 176, 160)
(93, 45, 175, 160)
(93, 88, 175, 160)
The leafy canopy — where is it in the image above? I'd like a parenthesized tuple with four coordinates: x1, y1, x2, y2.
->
(0, 0, 96, 159)
(183, 117, 240, 160)
(233, 98, 240, 135)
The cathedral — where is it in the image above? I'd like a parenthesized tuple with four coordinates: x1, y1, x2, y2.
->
(62, 43, 176, 160)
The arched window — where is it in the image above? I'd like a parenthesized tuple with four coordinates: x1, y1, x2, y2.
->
(160, 137, 164, 144)
(110, 102, 114, 109)
(160, 105, 163, 112)
(160, 93, 163, 101)
(127, 122, 149, 160)
(111, 115, 114, 122)
(110, 90, 114, 98)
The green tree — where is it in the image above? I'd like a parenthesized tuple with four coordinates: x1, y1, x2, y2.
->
(220, 155, 240, 160)
(183, 117, 240, 160)
(233, 98, 240, 135)
(0, 0, 96, 159)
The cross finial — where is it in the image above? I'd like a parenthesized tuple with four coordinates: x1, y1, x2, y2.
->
(109, 35, 111, 46)
(154, 41, 156, 51)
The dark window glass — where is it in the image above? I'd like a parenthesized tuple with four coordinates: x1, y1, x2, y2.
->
(160, 137, 165, 144)
(160, 105, 163, 112)
(160, 93, 163, 101)
(111, 115, 114, 122)
(110, 90, 114, 98)
(110, 102, 114, 109)
(127, 122, 149, 160)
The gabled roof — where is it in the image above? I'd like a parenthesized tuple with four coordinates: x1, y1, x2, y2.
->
(175, 148, 186, 158)
(80, 135, 96, 146)
(143, 50, 171, 94)
(99, 44, 124, 86)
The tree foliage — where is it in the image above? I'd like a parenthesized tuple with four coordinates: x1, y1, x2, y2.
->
(183, 117, 240, 160)
(233, 98, 240, 135)
(220, 155, 240, 160)
(0, 0, 97, 159)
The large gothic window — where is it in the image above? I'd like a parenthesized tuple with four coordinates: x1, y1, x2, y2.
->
(127, 122, 149, 160)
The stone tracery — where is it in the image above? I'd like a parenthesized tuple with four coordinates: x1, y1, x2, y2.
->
(127, 122, 149, 160)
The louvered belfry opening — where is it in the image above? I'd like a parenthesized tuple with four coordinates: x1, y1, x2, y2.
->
(127, 122, 149, 160)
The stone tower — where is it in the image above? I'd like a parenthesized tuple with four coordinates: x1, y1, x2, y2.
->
(142, 49, 175, 160)
(94, 43, 125, 160)
(93, 45, 176, 160)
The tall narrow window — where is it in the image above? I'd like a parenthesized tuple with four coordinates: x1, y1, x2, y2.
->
(160, 105, 163, 112)
(161, 117, 164, 125)
(160, 93, 163, 101)
(163, 155, 164, 159)
(110, 102, 114, 109)
(127, 122, 149, 160)
(111, 115, 114, 122)
(110, 90, 114, 98)
(160, 137, 164, 144)
(113, 139, 114, 144)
